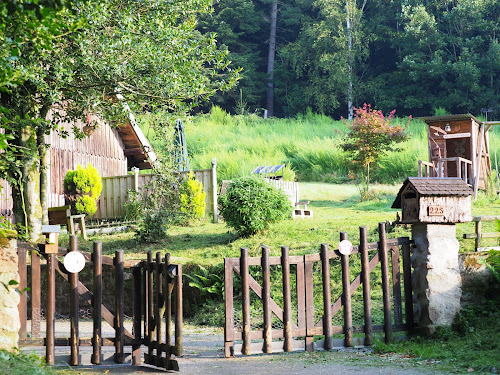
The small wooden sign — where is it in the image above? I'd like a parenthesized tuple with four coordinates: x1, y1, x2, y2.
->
(428, 205, 444, 216)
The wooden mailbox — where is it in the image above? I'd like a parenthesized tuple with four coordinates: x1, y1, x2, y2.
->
(40, 225, 61, 254)
(392, 177, 472, 224)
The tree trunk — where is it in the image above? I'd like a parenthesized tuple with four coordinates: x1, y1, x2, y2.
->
(13, 125, 42, 243)
(346, 1, 353, 120)
(38, 107, 50, 225)
(266, 0, 278, 118)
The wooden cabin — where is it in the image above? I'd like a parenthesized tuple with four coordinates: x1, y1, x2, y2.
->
(392, 177, 473, 224)
(0, 109, 156, 221)
(419, 114, 497, 195)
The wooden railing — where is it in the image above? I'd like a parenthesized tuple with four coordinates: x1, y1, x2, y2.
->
(224, 223, 413, 356)
(418, 157, 472, 185)
(463, 216, 500, 251)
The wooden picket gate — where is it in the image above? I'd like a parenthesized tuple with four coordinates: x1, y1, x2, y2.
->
(224, 223, 414, 356)
(17, 238, 182, 370)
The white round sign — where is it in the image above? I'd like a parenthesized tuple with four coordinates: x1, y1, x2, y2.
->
(64, 251, 86, 273)
(338, 240, 353, 255)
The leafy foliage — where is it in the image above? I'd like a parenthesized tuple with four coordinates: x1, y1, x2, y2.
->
(135, 209, 169, 243)
(185, 264, 224, 300)
(341, 104, 408, 197)
(63, 164, 102, 216)
(219, 176, 291, 237)
(0, 349, 56, 375)
(123, 190, 143, 221)
(180, 171, 206, 223)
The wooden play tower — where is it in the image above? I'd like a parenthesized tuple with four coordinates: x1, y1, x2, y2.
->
(418, 114, 499, 197)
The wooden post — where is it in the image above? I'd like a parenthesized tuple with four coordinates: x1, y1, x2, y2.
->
(147, 252, 154, 361)
(17, 247, 27, 340)
(321, 243, 333, 350)
(340, 232, 353, 347)
(165, 253, 172, 353)
(46, 253, 56, 365)
(241, 248, 251, 355)
(31, 249, 41, 338)
(115, 250, 125, 363)
(224, 258, 234, 357)
(211, 158, 218, 223)
(174, 264, 183, 357)
(391, 245, 403, 325)
(69, 236, 80, 366)
(132, 265, 142, 365)
(92, 242, 102, 364)
(475, 219, 482, 251)
(304, 257, 314, 352)
(261, 245, 272, 353)
(402, 243, 414, 332)
(281, 246, 293, 352)
(359, 227, 373, 346)
(379, 223, 392, 343)
(155, 252, 163, 367)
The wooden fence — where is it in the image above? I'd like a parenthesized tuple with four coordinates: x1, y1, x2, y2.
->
(463, 215, 500, 251)
(17, 239, 182, 370)
(224, 223, 413, 356)
(94, 160, 218, 221)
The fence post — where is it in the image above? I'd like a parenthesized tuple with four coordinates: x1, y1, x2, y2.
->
(321, 243, 333, 350)
(402, 242, 414, 332)
(174, 264, 183, 357)
(359, 227, 373, 346)
(340, 232, 353, 347)
(475, 219, 482, 251)
(133, 262, 142, 365)
(114, 250, 125, 363)
(261, 245, 272, 353)
(46, 253, 56, 365)
(146, 252, 154, 363)
(224, 258, 235, 357)
(92, 242, 102, 364)
(31, 248, 41, 338)
(165, 253, 172, 354)
(241, 248, 251, 355)
(17, 247, 27, 341)
(379, 223, 392, 343)
(281, 246, 293, 352)
(211, 158, 218, 223)
(69, 236, 80, 366)
(155, 252, 163, 367)
(304, 256, 314, 352)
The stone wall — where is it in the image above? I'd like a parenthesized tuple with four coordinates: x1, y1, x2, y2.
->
(0, 231, 20, 351)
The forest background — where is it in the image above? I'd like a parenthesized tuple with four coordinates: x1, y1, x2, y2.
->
(196, 0, 500, 120)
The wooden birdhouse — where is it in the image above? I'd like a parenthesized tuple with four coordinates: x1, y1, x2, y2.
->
(419, 114, 500, 195)
(392, 178, 472, 224)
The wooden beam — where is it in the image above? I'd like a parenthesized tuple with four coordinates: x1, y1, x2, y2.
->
(124, 147, 145, 157)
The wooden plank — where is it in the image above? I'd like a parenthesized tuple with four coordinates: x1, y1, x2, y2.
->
(46, 254, 56, 365)
(155, 252, 163, 367)
(359, 226, 373, 346)
(321, 243, 333, 350)
(402, 244, 414, 332)
(224, 258, 234, 357)
(340, 233, 353, 348)
(304, 258, 315, 352)
(296, 259, 306, 332)
(174, 264, 183, 357)
(31, 249, 41, 338)
(391, 246, 403, 325)
(379, 223, 392, 343)
(241, 248, 251, 355)
(92, 242, 102, 365)
(115, 250, 125, 363)
(69, 236, 80, 366)
(281, 246, 293, 352)
(261, 245, 272, 353)
(147, 252, 154, 360)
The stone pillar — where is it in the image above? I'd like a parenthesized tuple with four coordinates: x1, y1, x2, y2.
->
(411, 223, 462, 335)
(0, 230, 20, 350)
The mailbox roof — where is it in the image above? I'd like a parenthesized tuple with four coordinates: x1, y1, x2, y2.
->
(392, 177, 473, 208)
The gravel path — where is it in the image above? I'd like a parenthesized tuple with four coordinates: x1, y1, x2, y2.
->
(22, 322, 451, 374)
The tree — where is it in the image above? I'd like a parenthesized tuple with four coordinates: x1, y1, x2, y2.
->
(341, 104, 407, 198)
(266, 0, 278, 117)
(1, 0, 238, 241)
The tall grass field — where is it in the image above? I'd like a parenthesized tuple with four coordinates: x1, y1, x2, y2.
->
(138, 107, 500, 185)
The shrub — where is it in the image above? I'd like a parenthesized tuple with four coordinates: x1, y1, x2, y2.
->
(135, 208, 168, 243)
(0, 349, 56, 375)
(179, 171, 206, 223)
(219, 176, 291, 237)
(123, 190, 143, 221)
(63, 164, 102, 216)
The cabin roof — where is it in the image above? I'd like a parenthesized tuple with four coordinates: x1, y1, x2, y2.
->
(419, 113, 481, 124)
(392, 177, 473, 208)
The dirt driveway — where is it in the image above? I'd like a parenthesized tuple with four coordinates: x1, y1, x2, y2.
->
(46, 326, 451, 375)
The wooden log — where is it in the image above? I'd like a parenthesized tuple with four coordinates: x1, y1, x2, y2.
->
(174, 264, 183, 357)
(31, 249, 41, 338)
(304, 258, 314, 352)
(92, 242, 102, 365)
(17, 247, 27, 340)
(46, 254, 56, 365)
(165, 253, 172, 352)
(321, 243, 333, 350)
(391, 245, 403, 325)
(359, 227, 373, 346)
(132, 265, 142, 365)
(224, 258, 235, 357)
(155, 252, 163, 368)
(261, 245, 272, 354)
(114, 250, 125, 363)
(241, 248, 251, 355)
(402, 243, 414, 332)
(379, 223, 392, 343)
(147, 252, 154, 361)
(340, 233, 353, 348)
(69, 236, 80, 366)
(281, 246, 293, 352)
